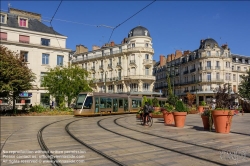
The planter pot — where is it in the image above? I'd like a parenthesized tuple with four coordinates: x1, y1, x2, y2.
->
(201, 115, 213, 130)
(173, 112, 187, 128)
(154, 107, 161, 112)
(152, 114, 163, 118)
(164, 112, 174, 125)
(212, 110, 234, 134)
(198, 106, 204, 113)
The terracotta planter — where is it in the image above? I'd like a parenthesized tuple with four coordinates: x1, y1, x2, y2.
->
(198, 106, 204, 113)
(173, 112, 187, 128)
(164, 112, 174, 125)
(201, 115, 213, 130)
(212, 110, 234, 134)
(154, 107, 161, 112)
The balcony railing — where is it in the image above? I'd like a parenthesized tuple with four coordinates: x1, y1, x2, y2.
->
(108, 64, 112, 68)
(190, 68, 196, 73)
(183, 70, 189, 75)
(183, 90, 189, 93)
(117, 89, 123, 93)
(143, 59, 153, 65)
(215, 66, 220, 70)
(99, 65, 103, 69)
(130, 88, 138, 92)
(91, 66, 95, 70)
(117, 62, 122, 66)
(130, 60, 136, 64)
(0, 37, 7, 40)
(205, 66, 212, 70)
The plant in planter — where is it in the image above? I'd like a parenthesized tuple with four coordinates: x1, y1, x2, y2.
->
(212, 83, 237, 134)
(162, 103, 175, 125)
(152, 97, 160, 112)
(173, 100, 188, 128)
(198, 101, 206, 113)
(201, 110, 213, 131)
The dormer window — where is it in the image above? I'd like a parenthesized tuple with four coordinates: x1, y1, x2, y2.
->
(41, 38, 50, 46)
(18, 17, 28, 27)
(0, 13, 7, 24)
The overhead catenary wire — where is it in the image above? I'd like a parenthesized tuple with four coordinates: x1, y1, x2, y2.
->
(107, 0, 156, 43)
(49, 0, 63, 51)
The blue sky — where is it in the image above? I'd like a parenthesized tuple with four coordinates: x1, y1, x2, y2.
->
(1, 1, 250, 61)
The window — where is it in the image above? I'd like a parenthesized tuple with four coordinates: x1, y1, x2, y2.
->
(83, 96, 93, 109)
(130, 83, 138, 92)
(145, 54, 149, 59)
(207, 73, 211, 81)
(216, 73, 220, 80)
(233, 74, 236, 81)
(19, 35, 29, 43)
(0, 14, 6, 24)
(108, 85, 114, 93)
(143, 83, 149, 91)
(110, 48, 113, 55)
(226, 62, 230, 68)
(0, 32, 7, 40)
(41, 38, 50, 46)
(145, 43, 149, 47)
(40, 93, 50, 106)
(40, 72, 47, 87)
(207, 61, 211, 67)
(118, 69, 121, 79)
(57, 55, 63, 66)
(216, 51, 219, 56)
(132, 43, 135, 48)
(207, 51, 211, 56)
(92, 73, 95, 79)
(119, 47, 122, 53)
(42, 53, 49, 65)
(131, 67, 136, 75)
(19, 18, 27, 27)
(237, 66, 240, 71)
(117, 84, 123, 92)
(145, 67, 149, 75)
(20, 51, 28, 62)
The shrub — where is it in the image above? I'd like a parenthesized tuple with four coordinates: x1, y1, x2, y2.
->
(175, 100, 187, 112)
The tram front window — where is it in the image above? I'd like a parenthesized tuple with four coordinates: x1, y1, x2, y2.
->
(83, 96, 93, 109)
(75, 94, 87, 109)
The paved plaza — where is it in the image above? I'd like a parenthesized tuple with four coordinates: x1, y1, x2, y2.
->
(0, 113, 250, 166)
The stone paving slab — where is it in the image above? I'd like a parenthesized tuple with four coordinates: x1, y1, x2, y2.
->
(1, 114, 250, 166)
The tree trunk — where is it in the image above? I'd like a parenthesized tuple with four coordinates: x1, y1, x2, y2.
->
(12, 94, 16, 114)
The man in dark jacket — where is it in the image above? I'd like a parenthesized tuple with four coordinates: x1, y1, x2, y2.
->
(143, 102, 150, 125)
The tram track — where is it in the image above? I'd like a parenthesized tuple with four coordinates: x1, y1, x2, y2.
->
(97, 116, 232, 166)
(37, 118, 74, 166)
(115, 116, 250, 159)
(65, 117, 126, 166)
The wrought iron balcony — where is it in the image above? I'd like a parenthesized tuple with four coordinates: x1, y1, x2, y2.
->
(215, 66, 220, 70)
(190, 68, 196, 73)
(117, 62, 122, 66)
(99, 65, 103, 69)
(130, 60, 136, 64)
(183, 70, 189, 75)
(183, 90, 189, 93)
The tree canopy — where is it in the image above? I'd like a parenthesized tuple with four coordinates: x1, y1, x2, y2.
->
(0, 45, 36, 110)
(238, 69, 250, 101)
(42, 65, 92, 107)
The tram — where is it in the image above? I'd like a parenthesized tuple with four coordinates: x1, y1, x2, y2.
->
(73, 92, 167, 116)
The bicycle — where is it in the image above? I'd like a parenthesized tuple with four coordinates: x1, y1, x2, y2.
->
(140, 113, 153, 127)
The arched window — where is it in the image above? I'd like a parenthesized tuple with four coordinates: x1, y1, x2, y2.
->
(130, 83, 138, 92)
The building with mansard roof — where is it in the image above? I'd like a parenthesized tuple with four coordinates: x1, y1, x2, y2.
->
(154, 38, 250, 105)
(71, 26, 161, 97)
(0, 8, 71, 108)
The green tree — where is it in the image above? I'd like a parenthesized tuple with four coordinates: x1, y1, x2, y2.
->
(42, 65, 92, 107)
(238, 69, 250, 101)
(0, 45, 36, 111)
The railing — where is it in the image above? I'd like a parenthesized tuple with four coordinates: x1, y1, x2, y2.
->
(198, 79, 224, 83)
(183, 70, 189, 74)
(0, 37, 7, 40)
(130, 88, 138, 92)
(117, 89, 123, 93)
(190, 68, 196, 73)
(72, 47, 154, 63)
(91, 66, 95, 70)
(143, 59, 153, 64)
(130, 60, 136, 64)
(183, 90, 189, 93)
(108, 64, 112, 68)
(205, 66, 212, 70)
(190, 89, 196, 92)
(99, 65, 103, 69)
(215, 66, 220, 70)
(108, 90, 114, 93)
(117, 62, 122, 66)
(123, 75, 155, 80)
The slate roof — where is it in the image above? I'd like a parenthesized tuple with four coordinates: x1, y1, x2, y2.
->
(128, 26, 151, 38)
(0, 12, 63, 36)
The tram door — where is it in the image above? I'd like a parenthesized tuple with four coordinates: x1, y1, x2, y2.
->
(113, 99, 118, 112)
(124, 99, 128, 112)
(95, 97, 99, 113)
